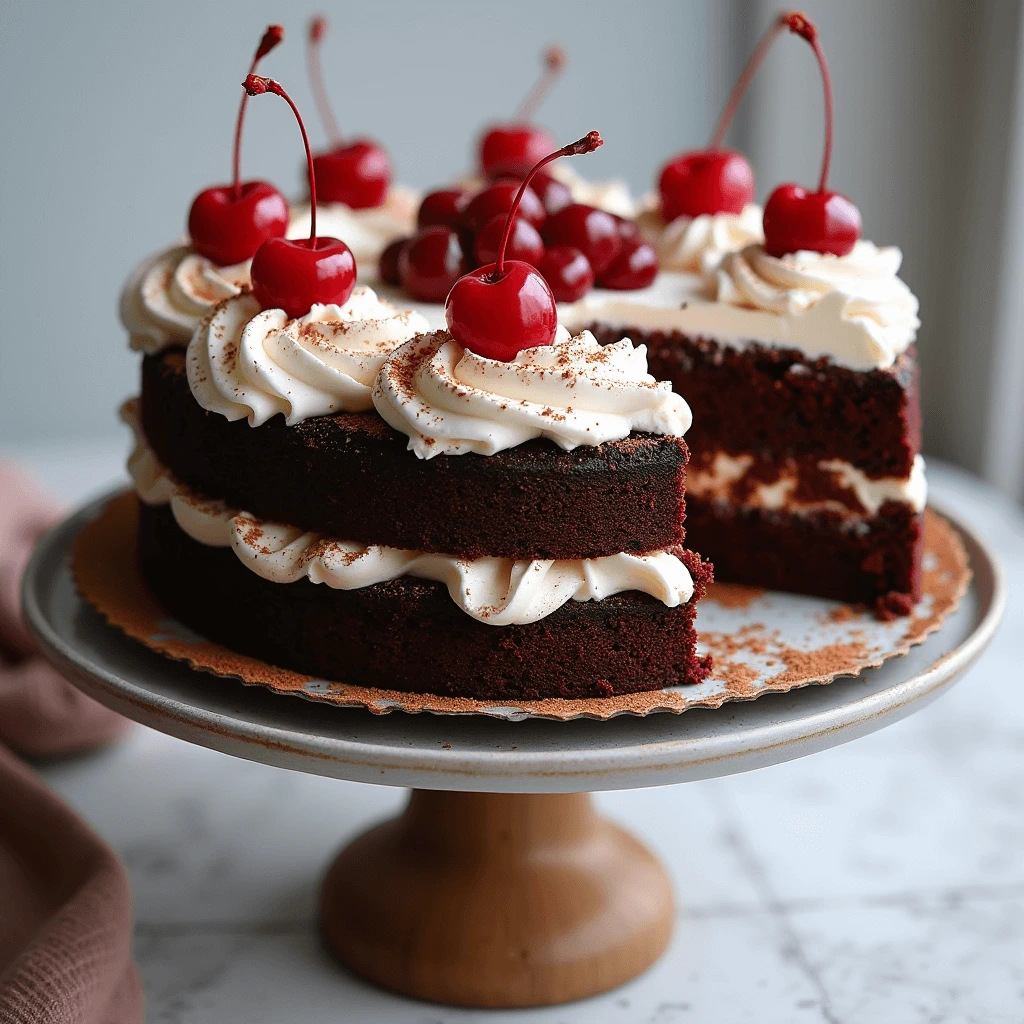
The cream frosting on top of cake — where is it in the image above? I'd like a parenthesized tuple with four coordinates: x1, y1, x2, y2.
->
(372, 326, 691, 459)
(120, 244, 250, 354)
(122, 398, 695, 624)
(636, 201, 764, 275)
(561, 241, 921, 372)
(286, 184, 419, 273)
(187, 288, 429, 426)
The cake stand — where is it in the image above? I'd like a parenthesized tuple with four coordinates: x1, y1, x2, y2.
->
(22, 497, 1005, 1009)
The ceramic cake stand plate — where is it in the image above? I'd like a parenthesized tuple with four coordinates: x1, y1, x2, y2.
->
(23, 499, 1005, 1009)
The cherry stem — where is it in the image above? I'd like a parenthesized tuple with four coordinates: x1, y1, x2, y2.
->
(231, 25, 284, 201)
(494, 131, 603, 277)
(783, 13, 834, 193)
(244, 75, 319, 244)
(307, 16, 343, 147)
(513, 45, 567, 123)
(709, 14, 788, 150)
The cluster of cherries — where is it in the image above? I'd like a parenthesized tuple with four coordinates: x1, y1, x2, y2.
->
(378, 174, 657, 304)
(186, 18, 392, 274)
(656, 10, 861, 258)
(376, 46, 656, 304)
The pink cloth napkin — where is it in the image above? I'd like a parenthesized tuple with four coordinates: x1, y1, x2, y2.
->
(0, 462, 142, 1022)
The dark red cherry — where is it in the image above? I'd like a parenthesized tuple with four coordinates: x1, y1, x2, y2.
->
(446, 131, 603, 360)
(477, 47, 567, 178)
(479, 125, 557, 179)
(611, 214, 640, 240)
(446, 261, 557, 361)
(762, 184, 861, 257)
(760, 16, 861, 257)
(531, 170, 573, 214)
(243, 75, 355, 318)
(306, 17, 391, 209)
(544, 203, 622, 276)
(188, 181, 289, 266)
(313, 141, 391, 208)
(658, 150, 754, 221)
(418, 189, 467, 230)
(538, 245, 594, 302)
(597, 237, 659, 290)
(474, 214, 544, 267)
(378, 237, 408, 285)
(251, 237, 355, 318)
(462, 180, 546, 234)
(188, 25, 287, 265)
(398, 227, 465, 302)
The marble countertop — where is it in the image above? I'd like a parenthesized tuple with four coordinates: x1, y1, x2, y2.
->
(10, 439, 1024, 1024)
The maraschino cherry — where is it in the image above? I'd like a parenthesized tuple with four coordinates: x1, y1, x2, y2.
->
(478, 46, 566, 178)
(446, 132, 603, 361)
(762, 14, 861, 257)
(306, 15, 392, 208)
(243, 75, 355, 318)
(658, 11, 799, 221)
(187, 25, 289, 266)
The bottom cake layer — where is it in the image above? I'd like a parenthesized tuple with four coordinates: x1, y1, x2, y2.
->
(685, 496, 924, 616)
(138, 502, 713, 700)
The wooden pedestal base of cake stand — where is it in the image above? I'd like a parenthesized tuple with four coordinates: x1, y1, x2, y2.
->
(22, 495, 1004, 1011)
(320, 790, 672, 1007)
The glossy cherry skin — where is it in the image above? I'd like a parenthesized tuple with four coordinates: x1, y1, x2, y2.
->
(478, 123, 558, 179)
(474, 214, 545, 268)
(398, 227, 465, 302)
(498, 169, 572, 215)
(251, 236, 356, 319)
(446, 260, 557, 360)
(597, 237, 659, 290)
(312, 139, 392, 209)
(462, 180, 546, 234)
(537, 245, 594, 302)
(417, 189, 467, 230)
(611, 214, 640, 240)
(658, 149, 754, 221)
(762, 183, 861, 257)
(544, 203, 622, 276)
(188, 180, 289, 266)
(378, 237, 408, 285)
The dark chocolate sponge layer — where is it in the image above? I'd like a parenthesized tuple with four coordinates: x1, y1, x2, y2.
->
(587, 326, 920, 479)
(685, 496, 923, 610)
(139, 501, 713, 700)
(142, 350, 688, 561)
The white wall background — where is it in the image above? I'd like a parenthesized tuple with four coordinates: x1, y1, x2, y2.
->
(3, 0, 1023, 498)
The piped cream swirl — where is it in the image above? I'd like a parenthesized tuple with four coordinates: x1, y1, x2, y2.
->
(187, 288, 430, 426)
(637, 202, 764, 275)
(711, 241, 921, 368)
(120, 244, 250, 353)
(373, 326, 692, 459)
(122, 400, 694, 625)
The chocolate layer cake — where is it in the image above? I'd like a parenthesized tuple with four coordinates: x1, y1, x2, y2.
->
(122, 280, 711, 698)
(564, 244, 925, 614)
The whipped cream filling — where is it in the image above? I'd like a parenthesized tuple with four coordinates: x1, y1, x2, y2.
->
(635, 201, 764, 275)
(562, 239, 921, 371)
(548, 163, 637, 218)
(120, 244, 250, 354)
(688, 451, 927, 516)
(373, 326, 691, 459)
(287, 185, 419, 273)
(122, 401, 694, 624)
(187, 289, 430, 425)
